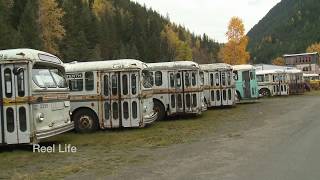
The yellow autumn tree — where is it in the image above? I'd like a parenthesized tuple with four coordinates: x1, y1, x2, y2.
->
(306, 42, 320, 54)
(92, 0, 113, 19)
(161, 25, 193, 61)
(272, 57, 285, 66)
(39, 0, 65, 54)
(219, 17, 250, 65)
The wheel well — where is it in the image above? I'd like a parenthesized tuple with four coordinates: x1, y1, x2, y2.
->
(72, 107, 99, 123)
(259, 88, 270, 94)
(153, 98, 165, 110)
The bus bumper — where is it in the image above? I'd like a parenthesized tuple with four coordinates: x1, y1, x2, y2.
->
(144, 112, 158, 125)
(36, 123, 74, 140)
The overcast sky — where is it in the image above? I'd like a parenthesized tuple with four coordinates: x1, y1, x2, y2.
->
(132, 0, 281, 42)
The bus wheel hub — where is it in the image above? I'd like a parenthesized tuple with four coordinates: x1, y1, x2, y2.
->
(79, 115, 92, 129)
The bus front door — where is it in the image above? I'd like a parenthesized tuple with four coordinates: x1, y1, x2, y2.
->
(1, 64, 30, 144)
(242, 71, 251, 99)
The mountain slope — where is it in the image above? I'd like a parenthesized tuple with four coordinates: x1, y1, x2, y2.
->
(247, 0, 320, 63)
(0, 0, 221, 63)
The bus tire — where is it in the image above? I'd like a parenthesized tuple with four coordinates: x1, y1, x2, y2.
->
(153, 100, 165, 121)
(73, 109, 99, 133)
(259, 88, 271, 97)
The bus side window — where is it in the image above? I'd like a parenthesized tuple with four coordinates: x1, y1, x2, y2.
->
(85, 72, 94, 91)
(122, 74, 128, 95)
(170, 73, 175, 87)
(4, 68, 12, 98)
(199, 72, 204, 85)
(233, 71, 238, 81)
(155, 71, 162, 86)
(104, 75, 109, 96)
(221, 72, 226, 86)
(265, 75, 269, 82)
(17, 70, 25, 97)
(69, 78, 83, 91)
(227, 72, 231, 86)
(131, 74, 137, 95)
(150, 72, 154, 86)
(250, 71, 254, 80)
(210, 73, 214, 86)
(112, 75, 118, 95)
(176, 73, 181, 87)
(185, 72, 190, 87)
(215, 73, 219, 86)
(192, 72, 196, 86)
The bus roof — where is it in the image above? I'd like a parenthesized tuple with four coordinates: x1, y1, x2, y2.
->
(285, 68, 302, 74)
(232, 64, 255, 71)
(256, 69, 286, 75)
(0, 48, 63, 64)
(283, 52, 318, 57)
(64, 59, 146, 72)
(199, 63, 232, 71)
(303, 73, 319, 77)
(147, 61, 199, 70)
(255, 64, 301, 74)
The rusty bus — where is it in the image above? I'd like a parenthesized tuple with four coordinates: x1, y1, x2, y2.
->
(0, 49, 73, 145)
(199, 63, 236, 107)
(64, 60, 157, 133)
(147, 61, 206, 121)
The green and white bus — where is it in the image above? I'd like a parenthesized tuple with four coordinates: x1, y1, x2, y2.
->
(233, 65, 258, 102)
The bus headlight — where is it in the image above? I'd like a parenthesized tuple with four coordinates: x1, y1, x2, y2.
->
(144, 105, 148, 113)
(37, 113, 45, 122)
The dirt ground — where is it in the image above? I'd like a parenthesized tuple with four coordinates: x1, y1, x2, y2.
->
(0, 91, 319, 180)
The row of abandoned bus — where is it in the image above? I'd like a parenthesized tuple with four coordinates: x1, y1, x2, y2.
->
(0, 48, 306, 145)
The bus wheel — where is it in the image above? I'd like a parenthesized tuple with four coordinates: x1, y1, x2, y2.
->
(260, 89, 271, 97)
(73, 109, 99, 133)
(153, 100, 165, 121)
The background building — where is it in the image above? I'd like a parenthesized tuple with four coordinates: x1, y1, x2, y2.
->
(283, 52, 320, 74)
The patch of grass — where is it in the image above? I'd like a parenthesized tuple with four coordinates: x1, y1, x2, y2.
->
(0, 108, 239, 179)
(1, 94, 313, 179)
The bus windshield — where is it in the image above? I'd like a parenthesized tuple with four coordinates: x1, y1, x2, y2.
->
(32, 64, 67, 89)
(142, 69, 153, 89)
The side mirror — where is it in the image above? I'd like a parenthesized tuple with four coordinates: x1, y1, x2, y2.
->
(13, 67, 25, 75)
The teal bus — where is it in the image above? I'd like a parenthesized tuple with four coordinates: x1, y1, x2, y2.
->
(232, 65, 258, 102)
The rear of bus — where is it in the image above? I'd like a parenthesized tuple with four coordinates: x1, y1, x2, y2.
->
(233, 65, 258, 102)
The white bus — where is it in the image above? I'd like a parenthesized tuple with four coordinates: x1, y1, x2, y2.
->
(0, 49, 73, 145)
(64, 60, 157, 133)
(199, 63, 236, 107)
(147, 61, 206, 121)
(255, 69, 289, 97)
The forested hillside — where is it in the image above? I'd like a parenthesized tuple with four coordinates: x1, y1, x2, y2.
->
(247, 0, 320, 63)
(0, 0, 221, 63)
